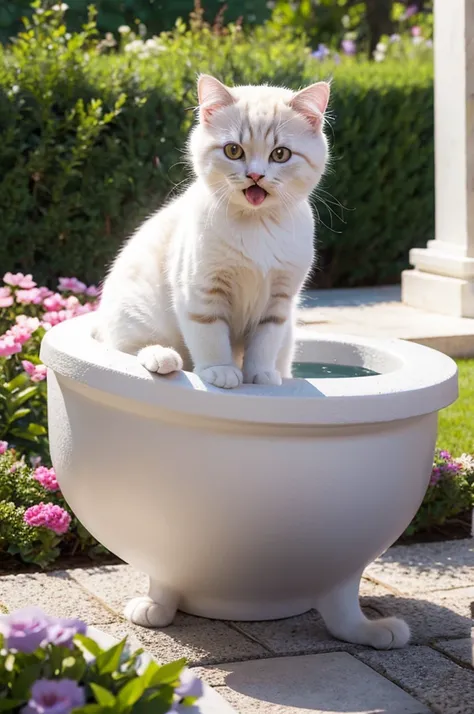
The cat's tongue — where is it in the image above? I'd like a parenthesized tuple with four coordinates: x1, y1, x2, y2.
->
(244, 185, 267, 206)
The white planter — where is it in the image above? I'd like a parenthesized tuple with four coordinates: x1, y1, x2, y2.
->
(86, 627, 236, 713)
(41, 314, 457, 649)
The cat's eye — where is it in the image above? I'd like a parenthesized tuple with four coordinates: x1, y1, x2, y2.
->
(271, 147, 292, 163)
(224, 143, 244, 160)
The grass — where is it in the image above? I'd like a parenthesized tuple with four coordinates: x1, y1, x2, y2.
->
(437, 359, 474, 455)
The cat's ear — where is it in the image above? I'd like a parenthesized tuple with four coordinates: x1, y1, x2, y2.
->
(289, 81, 330, 130)
(197, 74, 235, 124)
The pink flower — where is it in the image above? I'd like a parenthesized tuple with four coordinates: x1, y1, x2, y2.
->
(0, 335, 22, 357)
(0, 287, 13, 308)
(41, 310, 74, 329)
(0, 441, 8, 455)
(16, 315, 40, 332)
(24, 503, 71, 535)
(411, 25, 421, 36)
(7, 325, 31, 345)
(64, 295, 80, 311)
(33, 466, 59, 492)
(85, 284, 100, 297)
(43, 293, 65, 312)
(73, 303, 94, 316)
(22, 360, 47, 383)
(16, 288, 42, 305)
(37, 286, 53, 300)
(58, 277, 86, 294)
(3, 272, 36, 289)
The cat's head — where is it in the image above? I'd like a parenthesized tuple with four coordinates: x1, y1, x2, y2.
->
(189, 75, 330, 213)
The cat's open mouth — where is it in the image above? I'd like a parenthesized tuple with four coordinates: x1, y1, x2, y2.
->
(243, 185, 268, 207)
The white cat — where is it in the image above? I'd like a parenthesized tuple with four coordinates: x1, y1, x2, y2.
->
(96, 74, 331, 388)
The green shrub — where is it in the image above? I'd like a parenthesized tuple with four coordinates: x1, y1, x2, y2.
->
(0, 0, 270, 46)
(0, 4, 433, 288)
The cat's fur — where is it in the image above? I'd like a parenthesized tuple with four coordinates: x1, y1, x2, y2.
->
(96, 75, 330, 388)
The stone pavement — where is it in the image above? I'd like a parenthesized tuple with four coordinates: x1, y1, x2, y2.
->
(297, 286, 474, 358)
(1, 539, 473, 713)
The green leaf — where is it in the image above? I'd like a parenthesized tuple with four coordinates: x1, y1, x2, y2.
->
(11, 662, 43, 698)
(62, 653, 87, 680)
(116, 677, 147, 711)
(90, 683, 116, 707)
(147, 658, 186, 686)
(0, 701, 24, 711)
(27, 423, 47, 436)
(11, 408, 31, 422)
(72, 706, 106, 714)
(5, 374, 28, 392)
(95, 639, 126, 675)
(11, 386, 37, 407)
(131, 690, 174, 714)
(74, 634, 102, 657)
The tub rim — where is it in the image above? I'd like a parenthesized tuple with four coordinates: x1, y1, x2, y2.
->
(40, 313, 458, 426)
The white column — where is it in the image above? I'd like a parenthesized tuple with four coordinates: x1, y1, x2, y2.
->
(402, 0, 474, 317)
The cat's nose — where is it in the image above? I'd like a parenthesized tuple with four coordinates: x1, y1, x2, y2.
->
(247, 172, 264, 183)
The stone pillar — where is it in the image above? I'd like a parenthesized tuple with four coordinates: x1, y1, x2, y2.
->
(402, 0, 474, 317)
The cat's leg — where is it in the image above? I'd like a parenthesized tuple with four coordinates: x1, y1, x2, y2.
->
(276, 321, 295, 379)
(243, 297, 293, 386)
(315, 571, 410, 649)
(124, 579, 178, 628)
(179, 313, 242, 389)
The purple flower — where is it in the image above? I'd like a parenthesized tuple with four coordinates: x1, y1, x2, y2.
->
(439, 450, 451, 460)
(0, 607, 49, 653)
(22, 679, 85, 714)
(442, 461, 462, 475)
(429, 466, 441, 486)
(403, 4, 418, 19)
(46, 617, 87, 648)
(390, 33, 401, 43)
(311, 43, 330, 60)
(341, 39, 356, 55)
(175, 670, 204, 700)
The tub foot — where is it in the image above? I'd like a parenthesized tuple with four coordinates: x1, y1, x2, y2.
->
(124, 582, 178, 628)
(315, 572, 410, 650)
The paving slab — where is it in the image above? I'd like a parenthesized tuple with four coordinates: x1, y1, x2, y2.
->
(68, 563, 148, 613)
(207, 653, 430, 713)
(434, 638, 474, 669)
(0, 571, 116, 624)
(357, 645, 474, 714)
(364, 540, 474, 595)
(95, 615, 268, 667)
(363, 587, 474, 643)
(298, 286, 474, 357)
(231, 606, 381, 656)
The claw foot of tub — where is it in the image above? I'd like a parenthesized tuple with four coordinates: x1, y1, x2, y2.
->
(124, 593, 177, 628)
(315, 572, 410, 650)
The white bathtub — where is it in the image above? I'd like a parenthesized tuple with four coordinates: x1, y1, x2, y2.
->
(41, 313, 457, 650)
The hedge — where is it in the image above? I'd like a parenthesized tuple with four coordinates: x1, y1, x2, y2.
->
(0, 0, 270, 46)
(0, 6, 434, 288)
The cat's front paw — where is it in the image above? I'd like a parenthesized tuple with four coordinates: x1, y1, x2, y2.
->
(137, 345, 183, 375)
(196, 365, 243, 389)
(244, 369, 282, 386)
